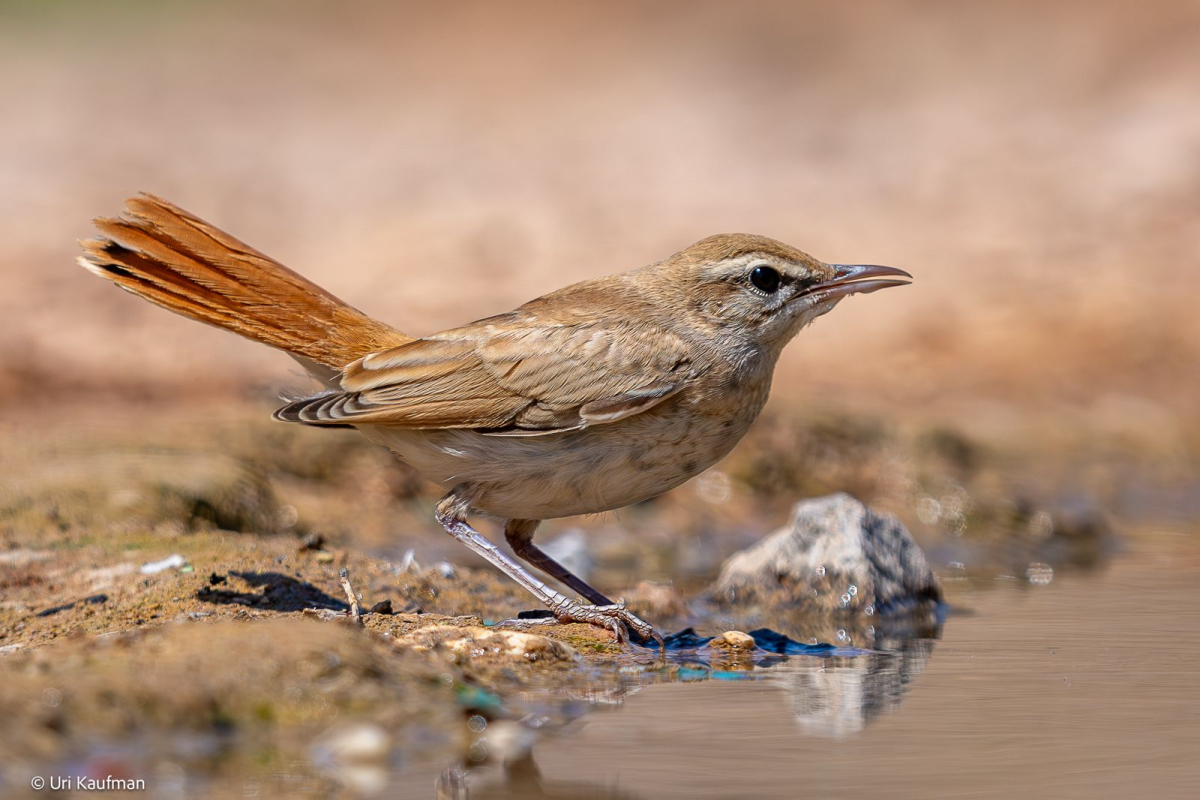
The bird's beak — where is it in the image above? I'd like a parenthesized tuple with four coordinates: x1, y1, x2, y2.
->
(799, 264, 913, 302)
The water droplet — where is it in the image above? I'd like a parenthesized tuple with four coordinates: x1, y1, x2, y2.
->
(941, 485, 970, 516)
(916, 496, 942, 525)
(468, 715, 487, 733)
(815, 565, 826, 576)
(847, 585, 858, 596)
(836, 629, 847, 641)
(841, 593, 851, 605)
(864, 605, 875, 616)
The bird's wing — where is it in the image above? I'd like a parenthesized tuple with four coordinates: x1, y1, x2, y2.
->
(273, 311, 697, 433)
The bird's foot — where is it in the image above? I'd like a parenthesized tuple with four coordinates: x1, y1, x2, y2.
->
(502, 598, 664, 651)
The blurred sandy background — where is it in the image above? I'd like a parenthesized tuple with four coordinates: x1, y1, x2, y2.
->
(1, 0, 1198, 443)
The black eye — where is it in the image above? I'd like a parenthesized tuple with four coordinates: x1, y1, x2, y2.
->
(749, 265, 781, 293)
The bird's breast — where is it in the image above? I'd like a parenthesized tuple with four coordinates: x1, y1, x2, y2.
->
(359, 368, 773, 520)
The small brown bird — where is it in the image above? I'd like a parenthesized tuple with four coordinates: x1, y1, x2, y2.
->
(79, 194, 909, 646)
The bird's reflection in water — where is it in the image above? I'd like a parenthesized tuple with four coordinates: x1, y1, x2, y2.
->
(435, 614, 941, 799)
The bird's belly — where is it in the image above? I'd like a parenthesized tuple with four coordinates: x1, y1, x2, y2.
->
(359, 399, 756, 520)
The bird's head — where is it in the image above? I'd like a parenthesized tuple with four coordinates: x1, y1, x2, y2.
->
(646, 233, 910, 355)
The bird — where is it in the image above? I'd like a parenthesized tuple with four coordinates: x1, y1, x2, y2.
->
(78, 194, 910, 647)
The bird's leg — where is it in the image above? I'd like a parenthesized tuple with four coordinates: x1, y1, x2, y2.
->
(504, 518, 664, 650)
(434, 491, 661, 647)
(503, 519, 613, 606)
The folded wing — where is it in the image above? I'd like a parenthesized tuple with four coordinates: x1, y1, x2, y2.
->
(274, 312, 697, 435)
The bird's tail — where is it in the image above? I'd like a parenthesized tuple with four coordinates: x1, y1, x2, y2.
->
(78, 194, 411, 375)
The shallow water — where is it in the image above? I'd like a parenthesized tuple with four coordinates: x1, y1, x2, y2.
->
(420, 551, 1200, 799)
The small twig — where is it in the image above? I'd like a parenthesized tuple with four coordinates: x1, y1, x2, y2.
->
(339, 567, 361, 617)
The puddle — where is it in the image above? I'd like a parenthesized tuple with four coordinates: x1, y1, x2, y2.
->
(422, 554, 1200, 799)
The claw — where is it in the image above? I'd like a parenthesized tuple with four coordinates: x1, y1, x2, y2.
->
(515, 599, 663, 650)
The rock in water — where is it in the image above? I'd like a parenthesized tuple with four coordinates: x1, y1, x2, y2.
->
(711, 493, 941, 615)
(710, 630, 757, 651)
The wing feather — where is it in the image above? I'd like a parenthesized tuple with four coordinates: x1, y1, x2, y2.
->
(274, 309, 698, 432)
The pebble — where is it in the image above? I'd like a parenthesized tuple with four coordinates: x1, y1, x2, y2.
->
(479, 720, 536, 762)
(396, 625, 578, 663)
(140, 554, 187, 575)
(315, 723, 390, 762)
(710, 630, 756, 651)
(368, 599, 394, 615)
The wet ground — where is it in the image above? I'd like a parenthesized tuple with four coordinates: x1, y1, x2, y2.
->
(2, 405, 1197, 798)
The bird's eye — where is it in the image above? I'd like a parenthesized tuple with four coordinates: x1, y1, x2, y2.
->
(749, 265, 781, 293)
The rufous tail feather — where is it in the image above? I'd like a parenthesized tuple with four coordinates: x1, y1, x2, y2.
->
(78, 193, 411, 374)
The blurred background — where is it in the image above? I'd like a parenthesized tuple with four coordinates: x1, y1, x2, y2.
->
(2, 2, 1199, 797)
(2, 0, 1197, 436)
